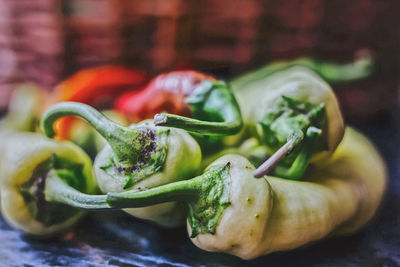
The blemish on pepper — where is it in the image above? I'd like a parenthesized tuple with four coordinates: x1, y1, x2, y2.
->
(246, 197, 252, 205)
(254, 213, 260, 219)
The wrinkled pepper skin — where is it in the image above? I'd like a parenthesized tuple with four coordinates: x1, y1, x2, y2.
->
(190, 127, 386, 259)
(0, 132, 98, 236)
(95, 121, 201, 227)
(231, 66, 344, 163)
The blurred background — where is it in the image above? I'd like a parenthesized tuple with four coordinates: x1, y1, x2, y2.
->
(0, 0, 399, 124)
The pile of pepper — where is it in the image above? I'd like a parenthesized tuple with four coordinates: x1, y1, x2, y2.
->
(0, 54, 387, 260)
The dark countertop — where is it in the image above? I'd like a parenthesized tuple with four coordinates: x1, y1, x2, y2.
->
(1, 117, 399, 267)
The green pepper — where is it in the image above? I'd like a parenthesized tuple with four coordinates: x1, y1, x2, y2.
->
(0, 83, 44, 132)
(230, 66, 345, 180)
(0, 131, 99, 236)
(106, 127, 386, 260)
(41, 102, 201, 227)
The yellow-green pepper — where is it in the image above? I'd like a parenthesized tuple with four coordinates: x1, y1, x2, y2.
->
(0, 131, 98, 236)
(231, 66, 345, 179)
(41, 102, 201, 227)
(107, 127, 386, 259)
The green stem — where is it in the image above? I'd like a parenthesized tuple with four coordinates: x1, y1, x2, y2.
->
(45, 171, 110, 210)
(274, 127, 322, 179)
(40, 102, 142, 167)
(254, 129, 304, 178)
(232, 52, 373, 89)
(154, 81, 243, 136)
(107, 175, 203, 208)
(154, 113, 242, 136)
(308, 52, 373, 83)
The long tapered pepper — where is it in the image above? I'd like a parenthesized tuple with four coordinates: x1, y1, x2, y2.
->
(41, 102, 201, 227)
(114, 71, 243, 139)
(106, 127, 386, 260)
(0, 131, 100, 236)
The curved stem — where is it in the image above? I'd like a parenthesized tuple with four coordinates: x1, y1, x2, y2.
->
(40, 102, 141, 166)
(274, 127, 322, 179)
(154, 113, 242, 136)
(232, 52, 373, 90)
(154, 81, 243, 136)
(107, 175, 203, 208)
(309, 52, 373, 83)
(44, 171, 110, 210)
(254, 129, 304, 178)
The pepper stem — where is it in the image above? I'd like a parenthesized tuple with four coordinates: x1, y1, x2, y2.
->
(309, 51, 373, 83)
(107, 175, 203, 208)
(40, 102, 143, 168)
(154, 113, 242, 136)
(254, 129, 304, 178)
(274, 127, 322, 179)
(232, 51, 373, 90)
(154, 80, 243, 136)
(44, 170, 110, 210)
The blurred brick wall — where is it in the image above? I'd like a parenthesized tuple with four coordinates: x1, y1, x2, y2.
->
(0, 0, 398, 120)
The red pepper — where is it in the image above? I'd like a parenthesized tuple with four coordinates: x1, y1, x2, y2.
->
(49, 65, 148, 139)
(114, 71, 216, 121)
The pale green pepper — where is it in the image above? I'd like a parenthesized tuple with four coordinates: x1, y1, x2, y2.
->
(106, 127, 386, 259)
(41, 102, 201, 227)
(231, 66, 345, 179)
(0, 131, 98, 236)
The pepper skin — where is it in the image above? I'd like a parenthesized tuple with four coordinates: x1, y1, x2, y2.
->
(108, 127, 386, 260)
(231, 66, 345, 179)
(41, 102, 201, 227)
(0, 131, 98, 236)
